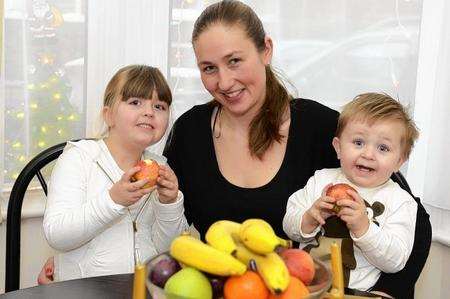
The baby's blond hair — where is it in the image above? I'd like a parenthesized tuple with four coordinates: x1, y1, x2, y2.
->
(336, 93, 419, 160)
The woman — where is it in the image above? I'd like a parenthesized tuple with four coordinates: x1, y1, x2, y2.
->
(163, 1, 430, 298)
(164, 0, 338, 239)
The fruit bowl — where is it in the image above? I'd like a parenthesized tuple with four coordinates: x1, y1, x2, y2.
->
(146, 251, 332, 299)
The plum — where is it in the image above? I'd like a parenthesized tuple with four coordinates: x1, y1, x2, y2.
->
(208, 275, 226, 299)
(149, 256, 181, 288)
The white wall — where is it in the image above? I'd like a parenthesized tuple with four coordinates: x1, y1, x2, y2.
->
(416, 242, 450, 299)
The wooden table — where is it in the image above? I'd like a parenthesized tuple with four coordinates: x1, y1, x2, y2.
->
(0, 273, 148, 299)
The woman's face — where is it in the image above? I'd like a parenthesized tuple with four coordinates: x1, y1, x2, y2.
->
(194, 24, 272, 117)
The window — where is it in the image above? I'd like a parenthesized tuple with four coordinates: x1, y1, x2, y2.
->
(169, 0, 422, 114)
(2, 0, 86, 188)
(1, 0, 423, 189)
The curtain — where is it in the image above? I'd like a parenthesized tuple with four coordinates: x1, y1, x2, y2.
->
(85, 0, 170, 154)
(407, 0, 450, 246)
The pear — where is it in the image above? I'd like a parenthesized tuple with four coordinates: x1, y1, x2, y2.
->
(164, 267, 212, 299)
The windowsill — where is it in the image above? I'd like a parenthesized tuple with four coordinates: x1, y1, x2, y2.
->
(0, 189, 47, 224)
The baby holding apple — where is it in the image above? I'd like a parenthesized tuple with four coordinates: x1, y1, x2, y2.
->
(283, 93, 419, 291)
(41, 65, 188, 282)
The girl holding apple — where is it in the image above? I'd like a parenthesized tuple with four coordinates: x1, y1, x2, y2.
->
(41, 65, 188, 281)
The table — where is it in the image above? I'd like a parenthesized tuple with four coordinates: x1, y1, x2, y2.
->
(0, 274, 148, 299)
(0, 275, 383, 299)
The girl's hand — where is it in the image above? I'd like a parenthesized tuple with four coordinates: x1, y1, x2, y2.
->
(156, 164, 179, 204)
(109, 166, 155, 206)
(37, 257, 54, 285)
(337, 189, 369, 238)
(301, 184, 336, 234)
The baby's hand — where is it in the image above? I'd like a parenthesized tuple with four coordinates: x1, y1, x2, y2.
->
(109, 166, 155, 206)
(156, 164, 179, 204)
(337, 189, 369, 237)
(301, 184, 336, 234)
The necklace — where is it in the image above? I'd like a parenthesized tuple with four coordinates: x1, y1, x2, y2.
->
(212, 105, 222, 138)
(96, 161, 151, 232)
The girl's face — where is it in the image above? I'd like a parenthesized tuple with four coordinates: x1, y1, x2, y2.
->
(104, 90, 169, 149)
(332, 119, 405, 188)
(194, 24, 272, 118)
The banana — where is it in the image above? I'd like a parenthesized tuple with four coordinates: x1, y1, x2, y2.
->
(239, 218, 292, 254)
(234, 241, 290, 294)
(170, 234, 247, 276)
(205, 220, 241, 255)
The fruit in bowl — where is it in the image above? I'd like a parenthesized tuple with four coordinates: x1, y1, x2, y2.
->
(132, 159, 159, 188)
(164, 267, 213, 299)
(146, 252, 331, 299)
(279, 248, 315, 286)
(149, 255, 181, 288)
(146, 219, 332, 299)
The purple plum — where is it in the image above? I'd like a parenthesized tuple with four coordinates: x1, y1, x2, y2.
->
(208, 275, 225, 299)
(149, 257, 181, 288)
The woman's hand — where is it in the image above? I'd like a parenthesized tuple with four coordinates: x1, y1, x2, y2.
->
(301, 184, 336, 234)
(109, 166, 155, 206)
(337, 189, 369, 238)
(156, 164, 179, 204)
(37, 257, 54, 285)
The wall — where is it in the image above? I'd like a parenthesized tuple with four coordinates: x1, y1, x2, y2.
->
(416, 242, 450, 299)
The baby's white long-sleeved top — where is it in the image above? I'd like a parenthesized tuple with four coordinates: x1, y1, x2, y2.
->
(283, 168, 417, 290)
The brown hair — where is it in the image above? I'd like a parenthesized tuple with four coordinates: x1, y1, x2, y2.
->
(192, 0, 292, 159)
(103, 64, 172, 109)
(336, 92, 419, 159)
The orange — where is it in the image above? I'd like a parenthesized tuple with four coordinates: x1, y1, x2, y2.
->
(224, 271, 269, 299)
(268, 276, 310, 299)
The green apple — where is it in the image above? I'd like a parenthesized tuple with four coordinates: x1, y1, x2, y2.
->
(164, 267, 212, 299)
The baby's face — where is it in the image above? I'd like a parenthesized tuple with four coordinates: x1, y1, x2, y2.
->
(332, 119, 405, 188)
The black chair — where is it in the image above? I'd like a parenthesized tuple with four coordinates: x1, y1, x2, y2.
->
(372, 171, 432, 298)
(393, 171, 413, 195)
(5, 141, 68, 292)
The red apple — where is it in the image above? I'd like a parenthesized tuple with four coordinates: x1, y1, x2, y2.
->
(132, 159, 159, 188)
(279, 248, 315, 285)
(326, 183, 357, 213)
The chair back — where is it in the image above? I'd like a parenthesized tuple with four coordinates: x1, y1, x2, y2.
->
(393, 171, 412, 195)
(5, 141, 68, 292)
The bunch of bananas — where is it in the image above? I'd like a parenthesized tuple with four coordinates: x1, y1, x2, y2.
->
(170, 218, 292, 294)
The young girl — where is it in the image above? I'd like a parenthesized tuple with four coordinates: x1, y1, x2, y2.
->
(42, 65, 188, 281)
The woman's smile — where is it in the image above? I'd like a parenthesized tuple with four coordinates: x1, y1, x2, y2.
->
(221, 88, 245, 103)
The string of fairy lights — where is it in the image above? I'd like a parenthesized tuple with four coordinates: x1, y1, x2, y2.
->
(4, 1, 80, 182)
